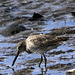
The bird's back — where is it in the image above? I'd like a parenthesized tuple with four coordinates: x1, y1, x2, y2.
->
(26, 34, 69, 54)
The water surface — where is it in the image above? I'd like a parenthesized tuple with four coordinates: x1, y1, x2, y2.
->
(0, 0, 75, 75)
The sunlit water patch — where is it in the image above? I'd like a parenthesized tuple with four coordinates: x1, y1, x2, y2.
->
(45, 20, 75, 29)
(41, 20, 75, 34)
(0, 43, 16, 49)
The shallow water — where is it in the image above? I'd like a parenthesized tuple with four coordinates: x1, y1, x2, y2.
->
(0, 0, 75, 75)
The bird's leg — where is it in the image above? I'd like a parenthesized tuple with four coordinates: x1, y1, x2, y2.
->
(39, 55, 43, 67)
(43, 54, 47, 67)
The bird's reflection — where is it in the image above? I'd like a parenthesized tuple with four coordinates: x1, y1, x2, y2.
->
(41, 67, 48, 75)
(10, 65, 48, 75)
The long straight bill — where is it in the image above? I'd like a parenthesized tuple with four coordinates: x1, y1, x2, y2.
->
(12, 51, 19, 66)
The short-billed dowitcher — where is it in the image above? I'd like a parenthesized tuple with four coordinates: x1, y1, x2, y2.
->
(12, 34, 69, 67)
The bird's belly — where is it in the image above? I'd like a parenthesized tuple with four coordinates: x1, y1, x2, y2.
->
(27, 45, 57, 55)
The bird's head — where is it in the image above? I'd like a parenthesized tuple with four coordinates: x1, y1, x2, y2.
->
(12, 41, 26, 66)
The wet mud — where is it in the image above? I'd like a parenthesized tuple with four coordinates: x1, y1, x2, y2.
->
(0, 0, 75, 75)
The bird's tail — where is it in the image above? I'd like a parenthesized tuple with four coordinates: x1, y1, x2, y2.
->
(55, 36, 69, 42)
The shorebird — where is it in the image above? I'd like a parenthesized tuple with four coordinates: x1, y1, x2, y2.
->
(12, 34, 69, 67)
